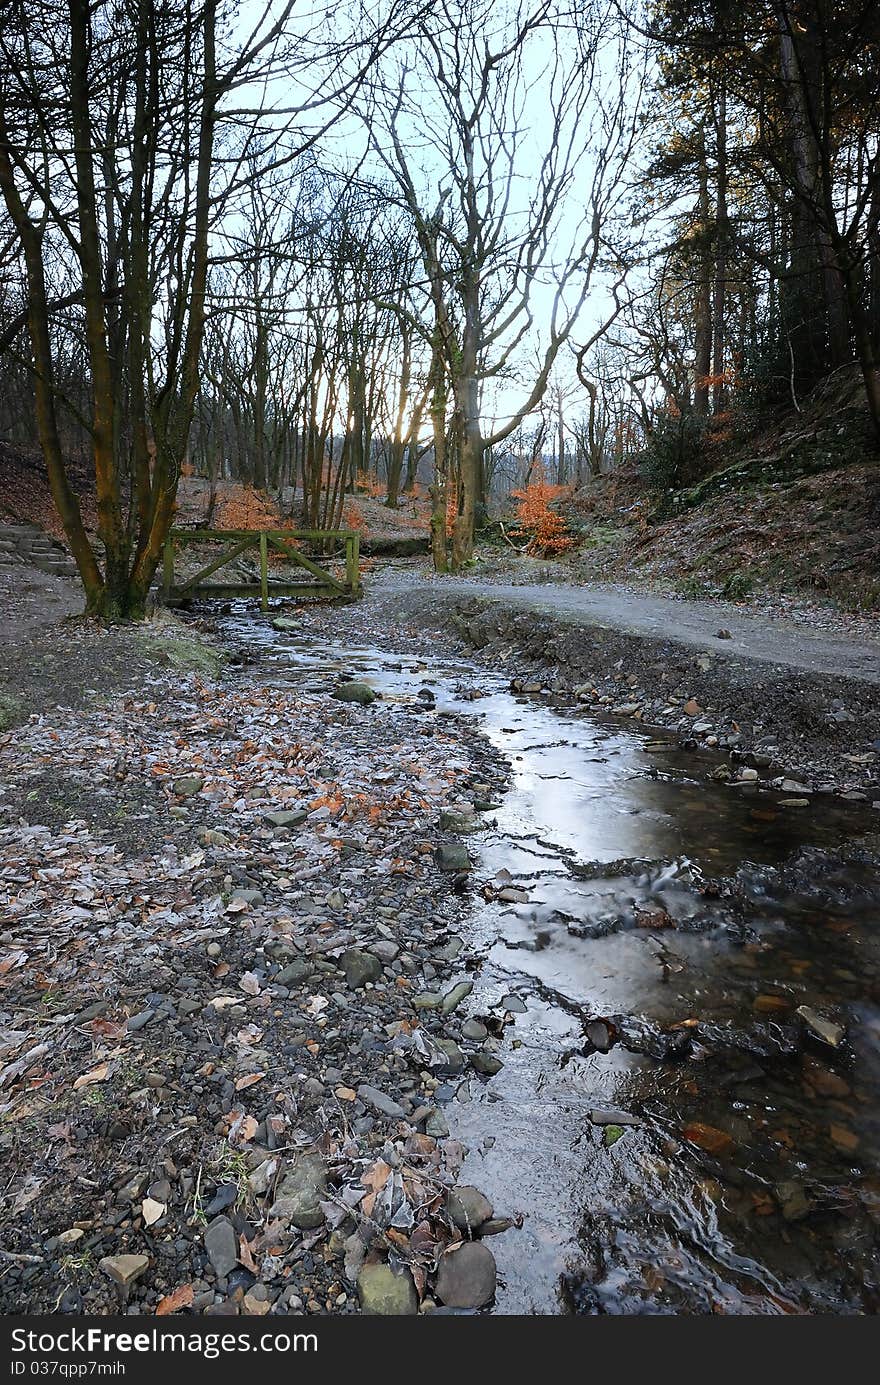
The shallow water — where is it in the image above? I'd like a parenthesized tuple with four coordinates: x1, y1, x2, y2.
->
(223, 609, 880, 1315)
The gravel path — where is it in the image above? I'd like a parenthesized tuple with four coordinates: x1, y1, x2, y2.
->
(372, 570, 880, 684)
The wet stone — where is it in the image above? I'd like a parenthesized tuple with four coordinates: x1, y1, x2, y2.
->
(447, 1186, 493, 1233)
(435, 1242, 497, 1309)
(797, 1006, 845, 1048)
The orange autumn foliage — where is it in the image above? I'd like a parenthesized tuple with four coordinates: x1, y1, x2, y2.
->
(510, 465, 575, 555)
(215, 484, 285, 531)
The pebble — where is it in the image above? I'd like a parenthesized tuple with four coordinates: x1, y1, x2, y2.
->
(332, 682, 376, 705)
(99, 1254, 150, 1289)
(436, 843, 471, 871)
(357, 1084, 406, 1119)
(269, 1151, 327, 1229)
(447, 1186, 493, 1233)
(339, 948, 382, 989)
(440, 980, 473, 1014)
(470, 1050, 504, 1076)
(461, 1018, 488, 1041)
(204, 1216, 239, 1279)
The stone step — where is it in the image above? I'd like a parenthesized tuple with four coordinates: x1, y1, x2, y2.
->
(0, 524, 41, 539)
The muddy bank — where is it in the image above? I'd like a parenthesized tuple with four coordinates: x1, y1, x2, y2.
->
(436, 594, 880, 800)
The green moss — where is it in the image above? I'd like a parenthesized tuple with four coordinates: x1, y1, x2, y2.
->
(0, 690, 24, 731)
(137, 633, 225, 677)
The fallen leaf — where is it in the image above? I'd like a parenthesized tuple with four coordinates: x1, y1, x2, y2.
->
(73, 1062, 110, 1090)
(234, 1072, 266, 1091)
(156, 1283, 194, 1316)
(142, 1197, 166, 1226)
(683, 1122, 735, 1156)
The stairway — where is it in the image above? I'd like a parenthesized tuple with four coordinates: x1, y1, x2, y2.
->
(0, 522, 78, 579)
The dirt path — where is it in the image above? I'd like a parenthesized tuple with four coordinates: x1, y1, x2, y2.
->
(373, 571, 880, 684)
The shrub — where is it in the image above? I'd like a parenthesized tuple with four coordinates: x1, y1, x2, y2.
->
(510, 465, 575, 556)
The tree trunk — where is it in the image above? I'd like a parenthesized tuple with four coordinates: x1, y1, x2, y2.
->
(694, 131, 712, 418)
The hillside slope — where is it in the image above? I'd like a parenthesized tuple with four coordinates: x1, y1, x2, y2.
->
(567, 369, 880, 610)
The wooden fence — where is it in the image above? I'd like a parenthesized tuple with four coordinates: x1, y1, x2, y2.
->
(161, 528, 361, 609)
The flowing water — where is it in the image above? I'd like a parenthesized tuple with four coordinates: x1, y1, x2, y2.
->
(223, 608, 880, 1315)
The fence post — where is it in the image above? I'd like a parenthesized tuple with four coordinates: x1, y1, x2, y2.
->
(259, 531, 269, 611)
(162, 532, 174, 601)
(346, 533, 360, 593)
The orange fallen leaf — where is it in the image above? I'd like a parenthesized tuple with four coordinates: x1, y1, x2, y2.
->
(683, 1122, 735, 1156)
(235, 1072, 266, 1091)
(156, 1283, 194, 1316)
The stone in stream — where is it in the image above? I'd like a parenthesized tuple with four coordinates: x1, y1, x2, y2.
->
(470, 1050, 504, 1076)
(774, 1180, 814, 1223)
(332, 682, 376, 705)
(271, 617, 297, 631)
(584, 1019, 614, 1053)
(440, 808, 480, 833)
(501, 993, 527, 1014)
(263, 809, 308, 829)
(435, 1242, 497, 1308)
(99, 1254, 149, 1289)
(436, 843, 471, 872)
(589, 1107, 644, 1128)
(357, 1262, 418, 1315)
(440, 979, 473, 1015)
(269, 1151, 327, 1229)
(339, 948, 382, 989)
(462, 1018, 488, 1042)
(796, 1006, 845, 1048)
(204, 1216, 239, 1278)
(447, 1186, 493, 1234)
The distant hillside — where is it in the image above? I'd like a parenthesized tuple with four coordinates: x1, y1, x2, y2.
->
(566, 368, 880, 610)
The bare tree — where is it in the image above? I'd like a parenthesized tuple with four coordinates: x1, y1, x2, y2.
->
(366, 0, 642, 568)
(0, 0, 414, 617)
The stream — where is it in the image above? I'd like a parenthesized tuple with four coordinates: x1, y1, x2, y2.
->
(220, 606, 880, 1315)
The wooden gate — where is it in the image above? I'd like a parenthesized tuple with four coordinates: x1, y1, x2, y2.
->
(161, 528, 361, 609)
